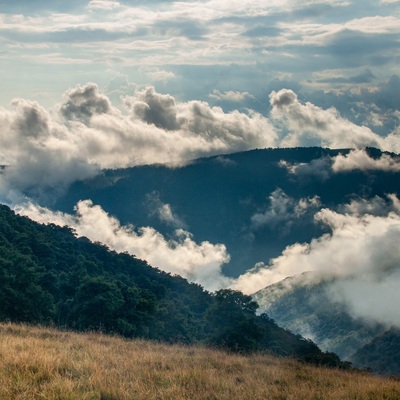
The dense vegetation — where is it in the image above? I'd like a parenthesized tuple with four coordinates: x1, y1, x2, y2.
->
(0, 205, 345, 367)
(351, 328, 400, 376)
(1, 323, 399, 400)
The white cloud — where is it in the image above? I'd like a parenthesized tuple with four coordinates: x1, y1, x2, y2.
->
(209, 90, 254, 102)
(270, 89, 385, 149)
(87, 0, 122, 11)
(250, 188, 320, 229)
(141, 67, 176, 83)
(233, 194, 400, 327)
(0, 83, 278, 203)
(12, 168, 400, 328)
(146, 192, 186, 229)
(332, 149, 400, 172)
(340, 195, 400, 217)
(280, 149, 400, 181)
(15, 200, 232, 291)
(0, 97, 99, 203)
(380, 0, 400, 4)
(3, 84, 400, 206)
(279, 157, 333, 180)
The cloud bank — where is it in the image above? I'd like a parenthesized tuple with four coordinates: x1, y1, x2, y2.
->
(0, 83, 279, 203)
(270, 89, 386, 149)
(16, 200, 231, 291)
(2, 84, 400, 205)
(280, 149, 400, 180)
(233, 194, 400, 327)
(332, 149, 400, 172)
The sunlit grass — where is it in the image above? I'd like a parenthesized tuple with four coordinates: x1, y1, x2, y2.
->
(0, 322, 398, 399)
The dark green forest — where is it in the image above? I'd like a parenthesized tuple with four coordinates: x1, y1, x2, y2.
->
(0, 204, 347, 368)
(351, 328, 400, 376)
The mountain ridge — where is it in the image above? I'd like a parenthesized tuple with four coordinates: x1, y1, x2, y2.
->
(54, 146, 400, 278)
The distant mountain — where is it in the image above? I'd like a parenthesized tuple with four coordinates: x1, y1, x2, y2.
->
(0, 204, 346, 366)
(54, 147, 400, 277)
(253, 275, 387, 360)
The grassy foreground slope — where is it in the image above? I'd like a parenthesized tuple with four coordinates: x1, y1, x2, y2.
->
(1, 323, 400, 400)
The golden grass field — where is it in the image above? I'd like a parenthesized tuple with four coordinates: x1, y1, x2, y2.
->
(0, 323, 399, 400)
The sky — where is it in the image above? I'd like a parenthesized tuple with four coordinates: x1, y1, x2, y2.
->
(1, 0, 400, 119)
(2, 1, 400, 328)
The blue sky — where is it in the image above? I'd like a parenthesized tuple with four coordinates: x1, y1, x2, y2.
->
(1, 0, 399, 116)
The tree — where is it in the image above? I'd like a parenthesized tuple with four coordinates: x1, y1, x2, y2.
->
(206, 289, 263, 353)
(67, 276, 124, 332)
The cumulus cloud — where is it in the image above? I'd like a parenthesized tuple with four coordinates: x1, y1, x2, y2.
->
(332, 148, 400, 172)
(15, 200, 232, 291)
(233, 194, 400, 327)
(250, 188, 321, 229)
(279, 157, 333, 181)
(280, 149, 400, 181)
(0, 97, 99, 204)
(0, 83, 279, 203)
(59, 83, 113, 123)
(126, 86, 277, 148)
(3, 83, 400, 206)
(270, 89, 385, 149)
(127, 86, 180, 131)
(339, 195, 400, 217)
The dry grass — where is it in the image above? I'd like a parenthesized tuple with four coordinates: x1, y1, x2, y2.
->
(0, 323, 398, 399)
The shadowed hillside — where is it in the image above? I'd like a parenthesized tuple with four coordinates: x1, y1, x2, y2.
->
(54, 147, 400, 277)
(351, 328, 400, 376)
(253, 275, 388, 360)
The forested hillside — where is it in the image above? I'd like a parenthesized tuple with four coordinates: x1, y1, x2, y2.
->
(0, 205, 345, 366)
(351, 328, 400, 376)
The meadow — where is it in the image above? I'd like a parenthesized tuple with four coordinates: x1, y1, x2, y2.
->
(0, 323, 399, 399)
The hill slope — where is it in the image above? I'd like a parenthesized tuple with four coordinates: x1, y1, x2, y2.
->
(253, 276, 388, 360)
(0, 204, 344, 365)
(351, 328, 400, 376)
(1, 323, 399, 400)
